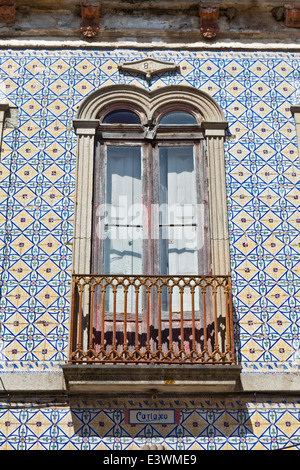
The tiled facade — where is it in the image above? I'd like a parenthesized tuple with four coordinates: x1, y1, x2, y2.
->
(0, 48, 300, 449)
(1, 396, 300, 450)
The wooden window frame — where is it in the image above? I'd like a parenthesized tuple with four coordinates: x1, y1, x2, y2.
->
(91, 123, 209, 279)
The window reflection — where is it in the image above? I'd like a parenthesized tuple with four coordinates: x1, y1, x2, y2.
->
(103, 110, 141, 124)
(159, 111, 197, 125)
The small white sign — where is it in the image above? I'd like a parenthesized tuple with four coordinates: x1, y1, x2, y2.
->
(125, 409, 180, 425)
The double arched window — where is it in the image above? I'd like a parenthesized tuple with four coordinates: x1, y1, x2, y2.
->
(73, 84, 229, 280)
(101, 109, 197, 125)
(92, 104, 207, 288)
(68, 84, 237, 365)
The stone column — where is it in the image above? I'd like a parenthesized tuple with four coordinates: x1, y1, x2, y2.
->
(291, 106, 300, 166)
(72, 119, 99, 275)
(202, 121, 230, 277)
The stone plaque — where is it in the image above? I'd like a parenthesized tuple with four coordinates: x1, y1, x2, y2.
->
(118, 56, 180, 80)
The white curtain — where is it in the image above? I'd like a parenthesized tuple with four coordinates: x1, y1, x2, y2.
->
(104, 146, 142, 313)
(102, 145, 200, 315)
(159, 147, 199, 313)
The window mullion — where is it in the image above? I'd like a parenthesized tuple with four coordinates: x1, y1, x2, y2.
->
(142, 142, 155, 276)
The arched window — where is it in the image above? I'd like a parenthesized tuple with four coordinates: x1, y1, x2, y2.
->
(70, 84, 235, 367)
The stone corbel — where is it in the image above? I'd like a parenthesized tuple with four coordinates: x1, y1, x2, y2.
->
(80, 2, 100, 38)
(199, 5, 219, 39)
(0, 0, 16, 23)
(285, 4, 300, 28)
(143, 125, 157, 143)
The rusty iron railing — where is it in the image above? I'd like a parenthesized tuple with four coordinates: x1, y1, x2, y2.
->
(69, 274, 235, 364)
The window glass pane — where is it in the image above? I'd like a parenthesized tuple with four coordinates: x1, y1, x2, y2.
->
(159, 146, 197, 274)
(104, 146, 143, 312)
(159, 111, 197, 125)
(103, 110, 141, 124)
(105, 146, 142, 273)
(159, 146, 199, 312)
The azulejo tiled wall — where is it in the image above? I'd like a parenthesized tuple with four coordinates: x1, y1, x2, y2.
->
(1, 396, 300, 450)
(0, 47, 300, 450)
(0, 50, 300, 372)
(0, 48, 299, 373)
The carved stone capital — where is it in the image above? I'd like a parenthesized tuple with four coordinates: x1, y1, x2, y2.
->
(80, 2, 100, 38)
(0, 0, 16, 24)
(199, 5, 219, 39)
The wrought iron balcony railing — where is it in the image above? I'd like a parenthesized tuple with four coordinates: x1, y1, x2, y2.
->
(69, 274, 235, 365)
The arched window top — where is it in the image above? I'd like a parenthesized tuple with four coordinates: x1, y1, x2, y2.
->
(76, 84, 226, 123)
(102, 109, 141, 125)
(159, 111, 198, 125)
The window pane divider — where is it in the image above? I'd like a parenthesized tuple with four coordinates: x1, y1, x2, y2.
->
(104, 224, 142, 227)
(159, 223, 197, 227)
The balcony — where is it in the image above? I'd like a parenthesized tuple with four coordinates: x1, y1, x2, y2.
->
(63, 274, 241, 394)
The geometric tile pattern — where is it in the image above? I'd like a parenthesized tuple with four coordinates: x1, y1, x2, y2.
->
(1, 396, 300, 450)
(0, 49, 299, 376)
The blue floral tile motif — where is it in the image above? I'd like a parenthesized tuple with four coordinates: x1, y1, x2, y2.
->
(0, 49, 299, 373)
(0, 396, 300, 450)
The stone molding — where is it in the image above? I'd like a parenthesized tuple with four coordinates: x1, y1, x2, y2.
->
(2, 370, 300, 395)
(291, 105, 300, 165)
(0, 103, 9, 156)
(0, 102, 18, 159)
(0, 1, 299, 43)
(76, 84, 226, 123)
(63, 364, 242, 394)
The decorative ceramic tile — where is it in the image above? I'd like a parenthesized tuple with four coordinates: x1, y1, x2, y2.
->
(1, 396, 300, 450)
(0, 48, 299, 376)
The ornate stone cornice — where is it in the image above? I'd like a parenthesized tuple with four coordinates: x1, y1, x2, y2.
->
(76, 83, 226, 123)
(0, 0, 298, 43)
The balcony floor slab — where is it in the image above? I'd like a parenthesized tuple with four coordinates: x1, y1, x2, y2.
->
(62, 363, 242, 395)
